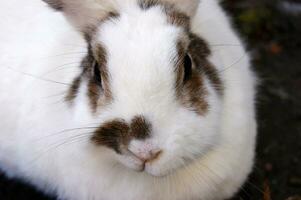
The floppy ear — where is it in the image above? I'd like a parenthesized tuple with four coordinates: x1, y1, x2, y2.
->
(42, 0, 116, 33)
(163, 0, 200, 17)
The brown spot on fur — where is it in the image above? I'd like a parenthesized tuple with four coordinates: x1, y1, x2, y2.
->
(188, 33, 211, 57)
(81, 12, 119, 112)
(65, 43, 112, 113)
(130, 116, 152, 140)
(65, 54, 95, 104)
(92, 119, 130, 153)
(87, 78, 101, 112)
(175, 33, 223, 115)
(43, 0, 64, 11)
(178, 71, 209, 115)
(188, 33, 223, 93)
(83, 26, 97, 44)
(85, 44, 112, 113)
(65, 76, 81, 104)
(92, 116, 152, 153)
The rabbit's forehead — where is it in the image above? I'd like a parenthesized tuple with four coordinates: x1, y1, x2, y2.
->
(96, 8, 183, 76)
(93, 3, 189, 55)
(89, 1, 191, 51)
(91, 4, 190, 99)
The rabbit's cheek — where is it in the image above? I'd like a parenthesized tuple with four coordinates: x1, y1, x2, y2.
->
(116, 152, 145, 172)
(144, 152, 172, 177)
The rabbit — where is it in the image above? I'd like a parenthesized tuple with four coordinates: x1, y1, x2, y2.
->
(0, 0, 257, 199)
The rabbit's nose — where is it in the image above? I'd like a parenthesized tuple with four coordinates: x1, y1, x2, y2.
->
(129, 148, 163, 163)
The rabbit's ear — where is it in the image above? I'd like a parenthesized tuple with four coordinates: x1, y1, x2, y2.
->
(43, 0, 64, 10)
(43, 0, 116, 32)
(163, 0, 200, 17)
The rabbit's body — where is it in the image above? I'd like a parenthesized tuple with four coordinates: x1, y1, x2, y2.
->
(0, 0, 257, 200)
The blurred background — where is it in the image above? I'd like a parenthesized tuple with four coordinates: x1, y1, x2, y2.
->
(222, 0, 301, 199)
(0, 0, 300, 199)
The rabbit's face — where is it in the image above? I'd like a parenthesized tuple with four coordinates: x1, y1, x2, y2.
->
(45, 0, 223, 176)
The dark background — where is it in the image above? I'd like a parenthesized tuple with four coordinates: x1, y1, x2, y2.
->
(0, 0, 300, 199)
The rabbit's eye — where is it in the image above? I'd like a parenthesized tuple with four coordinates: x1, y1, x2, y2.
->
(183, 54, 192, 82)
(93, 61, 102, 86)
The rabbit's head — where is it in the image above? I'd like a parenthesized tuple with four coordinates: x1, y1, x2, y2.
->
(43, 0, 223, 177)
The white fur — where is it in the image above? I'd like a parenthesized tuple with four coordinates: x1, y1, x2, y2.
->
(0, 0, 257, 200)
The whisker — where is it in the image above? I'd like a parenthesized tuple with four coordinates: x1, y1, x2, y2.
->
(32, 127, 99, 142)
(42, 91, 68, 99)
(217, 53, 247, 74)
(39, 51, 87, 59)
(244, 179, 265, 196)
(191, 155, 250, 199)
(40, 62, 80, 76)
(61, 43, 87, 48)
(201, 151, 265, 196)
(4, 66, 71, 86)
(28, 132, 94, 165)
(210, 44, 242, 47)
(183, 159, 218, 199)
(45, 96, 69, 106)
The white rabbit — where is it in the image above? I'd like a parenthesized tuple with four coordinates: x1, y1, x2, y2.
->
(0, 0, 257, 199)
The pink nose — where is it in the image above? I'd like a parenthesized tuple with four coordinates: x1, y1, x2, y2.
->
(130, 149, 163, 163)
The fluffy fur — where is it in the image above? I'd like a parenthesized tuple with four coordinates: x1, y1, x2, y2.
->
(0, 0, 257, 200)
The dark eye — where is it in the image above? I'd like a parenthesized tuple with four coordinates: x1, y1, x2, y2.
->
(93, 61, 102, 85)
(183, 54, 192, 82)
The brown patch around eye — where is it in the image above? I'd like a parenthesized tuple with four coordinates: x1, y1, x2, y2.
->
(175, 47, 209, 116)
(65, 55, 94, 104)
(179, 73, 209, 115)
(84, 44, 112, 113)
(188, 33, 223, 94)
(175, 33, 223, 115)
(65, 43, 112, 112)
(87, 79, 101, 112)
(188, 33, 211, 57)
(94, 44, 112, 100)
(65, 76, 81, 104)
(83, 26, 97, 44)
(175, 41, 186, 89)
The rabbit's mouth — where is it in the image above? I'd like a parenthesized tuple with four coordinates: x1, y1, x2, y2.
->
(90, 115, 216, 177)
(90, 116, 170, 176)
(114, 148, 167, 177)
